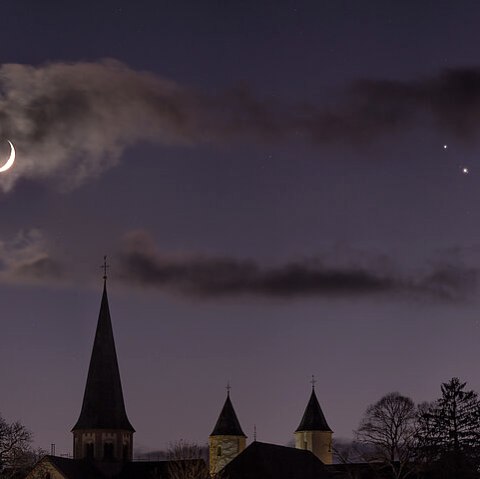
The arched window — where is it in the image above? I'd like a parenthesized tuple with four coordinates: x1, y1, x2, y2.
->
(123, 444, 129, 461)
(104, 442, 114, 460)
(85, 443, 94, 459)
(217, 446, 222, 457)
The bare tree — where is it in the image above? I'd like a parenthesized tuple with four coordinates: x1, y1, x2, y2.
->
(0, 413, 34, 479)
(355, 392, 418, 479)
(166, 440, 209, 479)
(332, 439, 364, 479)
(332, 438, 360, 463)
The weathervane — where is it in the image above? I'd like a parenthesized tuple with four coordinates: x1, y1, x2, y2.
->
(101, 255, 109, 281)
(310, 374, 316, 390)
(226, 382, 231, 396)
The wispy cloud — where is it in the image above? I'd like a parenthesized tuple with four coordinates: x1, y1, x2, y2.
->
(0, 228, 475, 301)
(116, 231, 477, 301)
(1, 61, 480, 191)
(0, 229, 64, 283)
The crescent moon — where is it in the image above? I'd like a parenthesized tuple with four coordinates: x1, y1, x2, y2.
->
(0, 140, 15, 173)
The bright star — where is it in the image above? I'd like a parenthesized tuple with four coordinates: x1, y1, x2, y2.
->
(443, 144, 448, 149)
(462, 167, 469, 174)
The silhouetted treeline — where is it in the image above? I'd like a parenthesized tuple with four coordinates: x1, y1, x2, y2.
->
(335, 377, 480, 478)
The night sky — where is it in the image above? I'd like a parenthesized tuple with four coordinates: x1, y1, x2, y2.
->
(2, 0, 480, 457)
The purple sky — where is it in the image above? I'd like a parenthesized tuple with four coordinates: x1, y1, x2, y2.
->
(2, 0, 480, 457)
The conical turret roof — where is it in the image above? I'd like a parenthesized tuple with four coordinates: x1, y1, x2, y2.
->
(295, 388, 332, 432)
(211, 393, 246, 437)
(72, 281, 134, 432)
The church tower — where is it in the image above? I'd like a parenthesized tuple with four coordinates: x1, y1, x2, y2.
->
(209, 389, 246, 475)
(294, 380, 333, 464)
(72, 271, 134, 463)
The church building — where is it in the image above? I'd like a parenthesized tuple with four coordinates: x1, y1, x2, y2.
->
(27, 275, 205, 479)
(294, 385, 333, 464)
(207, 382, 334, 475)
(208, 390, 246, 475)
(71, 280, 135, 463)
(26, 272, 378, 479)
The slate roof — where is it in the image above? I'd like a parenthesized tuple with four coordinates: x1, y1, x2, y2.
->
(34, 457, 207, 479)
(210, 393, 246, 437)
(221, 442, 336, 479)
(35, 454, 399, 479)
(114, 459, 207, 479)
(72, 282, 134, 432)
(328, 463, 396, 479)
(296, 389, 332, 432)
(44, 455, 105, 479)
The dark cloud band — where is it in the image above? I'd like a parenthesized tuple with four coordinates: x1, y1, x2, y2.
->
(117, 231, 476, 301)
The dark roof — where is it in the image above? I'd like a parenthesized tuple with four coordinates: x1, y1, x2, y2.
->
(44, 455, 105, 479)
(210, 393, 246, 437)
(72, 282, 134, 432)
(113, 461, 171, 479)
(328, 463, 397, 479)
(114, 459, 207, 479)
(221, 442, 336, 479)
(296, 389, 332, 432)
(36, 457, 207, 479)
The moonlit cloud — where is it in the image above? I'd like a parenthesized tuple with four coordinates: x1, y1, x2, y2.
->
(0, 229, 64, 283)
(0, 60, 199, 192)
(2, 61, 480, 192)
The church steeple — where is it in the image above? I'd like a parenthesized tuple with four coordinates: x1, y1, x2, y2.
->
(210, 390, 246, 437)
(72, 269, 134, 463)
(209, 388, 246, 475)
(295, 388, 332, 433)
(294, 378, 333, 464)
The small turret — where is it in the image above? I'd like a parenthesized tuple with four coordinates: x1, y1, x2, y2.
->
(209, 387, 246, 475)
(294, 377, 333, 464)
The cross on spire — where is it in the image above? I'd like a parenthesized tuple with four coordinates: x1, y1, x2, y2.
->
(310, 374, 316, 390)
(226, 382, 231, 396)
(101, 255, 109, 281)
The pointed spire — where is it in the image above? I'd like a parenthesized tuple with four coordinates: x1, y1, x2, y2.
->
(211, 390, 246, 437)
(295, 388, 332, 432)
(72, 280, 134, 432)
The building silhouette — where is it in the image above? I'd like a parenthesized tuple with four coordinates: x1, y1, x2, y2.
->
(71, 280, 134, 463)
(294, 387, 333, 464)
(208, 391, 246, 475)
(207, 385, 333, 472)
(27, 277, 382, 479)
